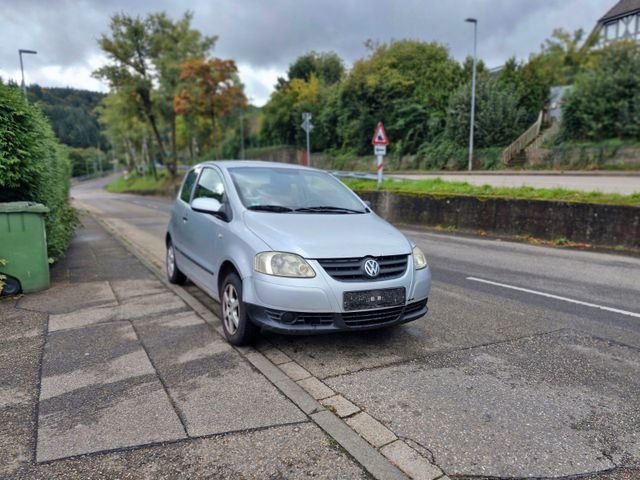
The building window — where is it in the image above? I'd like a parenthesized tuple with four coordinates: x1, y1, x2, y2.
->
(605, 21, 618, 40)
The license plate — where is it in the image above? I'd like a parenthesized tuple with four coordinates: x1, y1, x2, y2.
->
(343, 288, 405, 311)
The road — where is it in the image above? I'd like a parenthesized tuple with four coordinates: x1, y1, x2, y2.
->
(391, 171, 640, 195)
(72, 175, 640, 479)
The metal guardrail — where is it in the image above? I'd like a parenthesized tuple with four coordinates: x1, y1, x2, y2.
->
(501, 111, 543, 165)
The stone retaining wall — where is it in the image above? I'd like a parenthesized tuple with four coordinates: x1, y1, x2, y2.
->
(357, 190, 640, 249)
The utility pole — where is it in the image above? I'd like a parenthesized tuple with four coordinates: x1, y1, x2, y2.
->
(19, 49, 37, 99)
(465, 18, 478, 172)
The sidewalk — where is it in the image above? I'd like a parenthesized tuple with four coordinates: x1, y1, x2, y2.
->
(0, 214, 369, 479)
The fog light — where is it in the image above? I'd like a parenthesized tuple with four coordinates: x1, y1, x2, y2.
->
(280, 312, 297, 324)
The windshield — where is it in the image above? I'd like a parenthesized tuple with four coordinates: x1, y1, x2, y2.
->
(228, 167, 367, 213)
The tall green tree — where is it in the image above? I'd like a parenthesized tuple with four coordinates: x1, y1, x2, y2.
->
(444, 77, 528, 148)
(336, 40, 463, 154)
(287, 51, 345, 85)
(561, 41, 640, 141)
(148, 12, 216, 174)
(94, 11, 215, 176)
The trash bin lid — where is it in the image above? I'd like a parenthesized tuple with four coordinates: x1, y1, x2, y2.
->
(0, 202, 49, 214)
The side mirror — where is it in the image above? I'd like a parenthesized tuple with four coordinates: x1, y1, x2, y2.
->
(363, 200, 372, 208)
(191, 197, 222, 215)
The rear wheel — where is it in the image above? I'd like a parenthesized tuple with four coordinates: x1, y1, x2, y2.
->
(220, 272, 258, 346)
(166, 240, 187, 285)
(0, 276, 21, 296)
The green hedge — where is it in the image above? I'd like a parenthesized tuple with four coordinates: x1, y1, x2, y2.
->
(0, 83, 78, 260)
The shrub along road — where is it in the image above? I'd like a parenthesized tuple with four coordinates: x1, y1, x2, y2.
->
(66, 175, 640, 479)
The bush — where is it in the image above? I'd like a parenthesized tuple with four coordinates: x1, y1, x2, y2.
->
(416, 139, 467, 170)
(444, 77, 529, 149)
(561, 41, 640, 141)
(0, 83, 78, 260)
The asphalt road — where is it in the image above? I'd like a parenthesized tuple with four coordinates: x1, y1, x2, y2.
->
(391, 172, 640, 195)
(72, 175, 640, 479)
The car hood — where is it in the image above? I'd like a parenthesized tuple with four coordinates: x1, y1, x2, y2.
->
(243, 211, 411, 258)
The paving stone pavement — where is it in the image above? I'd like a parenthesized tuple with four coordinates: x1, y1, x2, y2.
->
(0, 214, 370, 478)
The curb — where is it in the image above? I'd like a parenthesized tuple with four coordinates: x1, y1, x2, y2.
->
(80, 206, 449, 480)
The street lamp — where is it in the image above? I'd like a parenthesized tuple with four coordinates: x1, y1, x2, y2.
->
(465, 18, 477, 172)
(19, 49, 37, 98)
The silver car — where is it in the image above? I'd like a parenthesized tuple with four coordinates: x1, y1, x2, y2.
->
(166, 161, 431, 345)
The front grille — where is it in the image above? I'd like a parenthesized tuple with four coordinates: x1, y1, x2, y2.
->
(342, 305, 404, 326)
(262, 298, 427, 328)
(317, 254, 408, 282)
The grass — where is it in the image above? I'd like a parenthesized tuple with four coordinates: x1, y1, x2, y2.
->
(106, 170, 183, 195)
(342, 177, 640, 207)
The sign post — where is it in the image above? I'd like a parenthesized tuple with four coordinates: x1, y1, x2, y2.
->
(371, 121, 388, 189)
(301, 112, 313, 167)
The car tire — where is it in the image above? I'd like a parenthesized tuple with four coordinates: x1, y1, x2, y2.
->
(166, 240, 187, 285)
(220, 272, 258, 346)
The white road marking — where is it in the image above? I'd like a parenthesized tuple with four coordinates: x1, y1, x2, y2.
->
(467, 276, 640, 319)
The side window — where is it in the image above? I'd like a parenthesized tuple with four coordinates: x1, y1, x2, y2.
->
(180, 170, 198, 203)
(193, 168, 225, 203)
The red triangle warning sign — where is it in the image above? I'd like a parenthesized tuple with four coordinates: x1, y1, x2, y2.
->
(372, 121, 388, 145)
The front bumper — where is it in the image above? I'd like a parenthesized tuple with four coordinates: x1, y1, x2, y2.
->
(246, 298, 428, 334)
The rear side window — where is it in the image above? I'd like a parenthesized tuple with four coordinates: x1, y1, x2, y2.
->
(180, 170, 197, 203)
(193, 168, 225, 203)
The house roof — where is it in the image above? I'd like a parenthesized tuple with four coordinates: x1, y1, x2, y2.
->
(599, 0, 640, 23)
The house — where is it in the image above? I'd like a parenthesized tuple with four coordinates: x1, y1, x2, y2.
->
(593, 0, 640, 45)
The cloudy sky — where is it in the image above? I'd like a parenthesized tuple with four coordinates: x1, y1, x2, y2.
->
(0, 0, 613, 106)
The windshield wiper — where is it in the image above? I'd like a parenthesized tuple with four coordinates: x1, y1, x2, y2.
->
(247, 205, 293, 213)
(295, 206, 366, 214)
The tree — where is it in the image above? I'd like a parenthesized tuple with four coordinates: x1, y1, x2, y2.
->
(262, 74, 320, 147)
(444, 77, 529, 148)
(147, 12, 216, 173)
(497, 57, 550, 122)
(529, 28, 597, 86)
(174, 57, 247, 149)
(94, 11, 215, 177)
(287, 51, 345, 85)
(336, 40, 463, 154)
(561, 41, 640, 141)
(94, 14, 166, 169)
(96, 90, 153, 171)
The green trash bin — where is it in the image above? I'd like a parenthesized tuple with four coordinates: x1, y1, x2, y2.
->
(0, 202, 50, 295)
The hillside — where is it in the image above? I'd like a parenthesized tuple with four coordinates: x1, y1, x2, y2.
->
(27, 85, 105, 148)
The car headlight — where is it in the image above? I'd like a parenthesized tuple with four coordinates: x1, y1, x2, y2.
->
(412, 246, 428, 270)
(254, 252, 316, 278)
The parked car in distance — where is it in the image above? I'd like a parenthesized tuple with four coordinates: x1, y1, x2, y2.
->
(166, 161, 431, 345)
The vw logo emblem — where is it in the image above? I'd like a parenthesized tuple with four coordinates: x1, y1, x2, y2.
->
(363, 258, 380, 278)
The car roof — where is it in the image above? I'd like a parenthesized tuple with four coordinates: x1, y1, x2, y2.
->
(197, 160, 318, 172)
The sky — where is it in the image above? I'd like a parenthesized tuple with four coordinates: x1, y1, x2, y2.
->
(0, 0, 613, 106)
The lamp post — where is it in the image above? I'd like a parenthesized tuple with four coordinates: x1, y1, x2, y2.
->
(19, 49, 37, 98)
(465, 18, 477, 172)
(239, 112, 245, 160)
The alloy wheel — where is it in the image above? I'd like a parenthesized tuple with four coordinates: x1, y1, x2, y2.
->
(222, 283, 240, 334)
(167, 245, 176, 277)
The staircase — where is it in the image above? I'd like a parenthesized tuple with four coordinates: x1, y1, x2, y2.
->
(501, 111, 543, 166)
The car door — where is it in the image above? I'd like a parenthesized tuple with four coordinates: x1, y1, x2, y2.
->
(170, 167, 199, 276)
(181, 167, 229, 292)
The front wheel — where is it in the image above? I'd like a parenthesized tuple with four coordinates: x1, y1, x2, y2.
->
(166, 240, 187, 285)
(220, 272, 258, 346)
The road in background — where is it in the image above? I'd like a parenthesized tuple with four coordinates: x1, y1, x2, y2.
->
(72, 175, 640, 478)
(391, 171, 640, 194)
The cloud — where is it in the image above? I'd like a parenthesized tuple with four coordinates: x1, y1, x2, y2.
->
(0, 0, 610, 103)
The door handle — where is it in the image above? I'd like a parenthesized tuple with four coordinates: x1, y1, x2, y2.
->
(182, 216, 188, 222)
